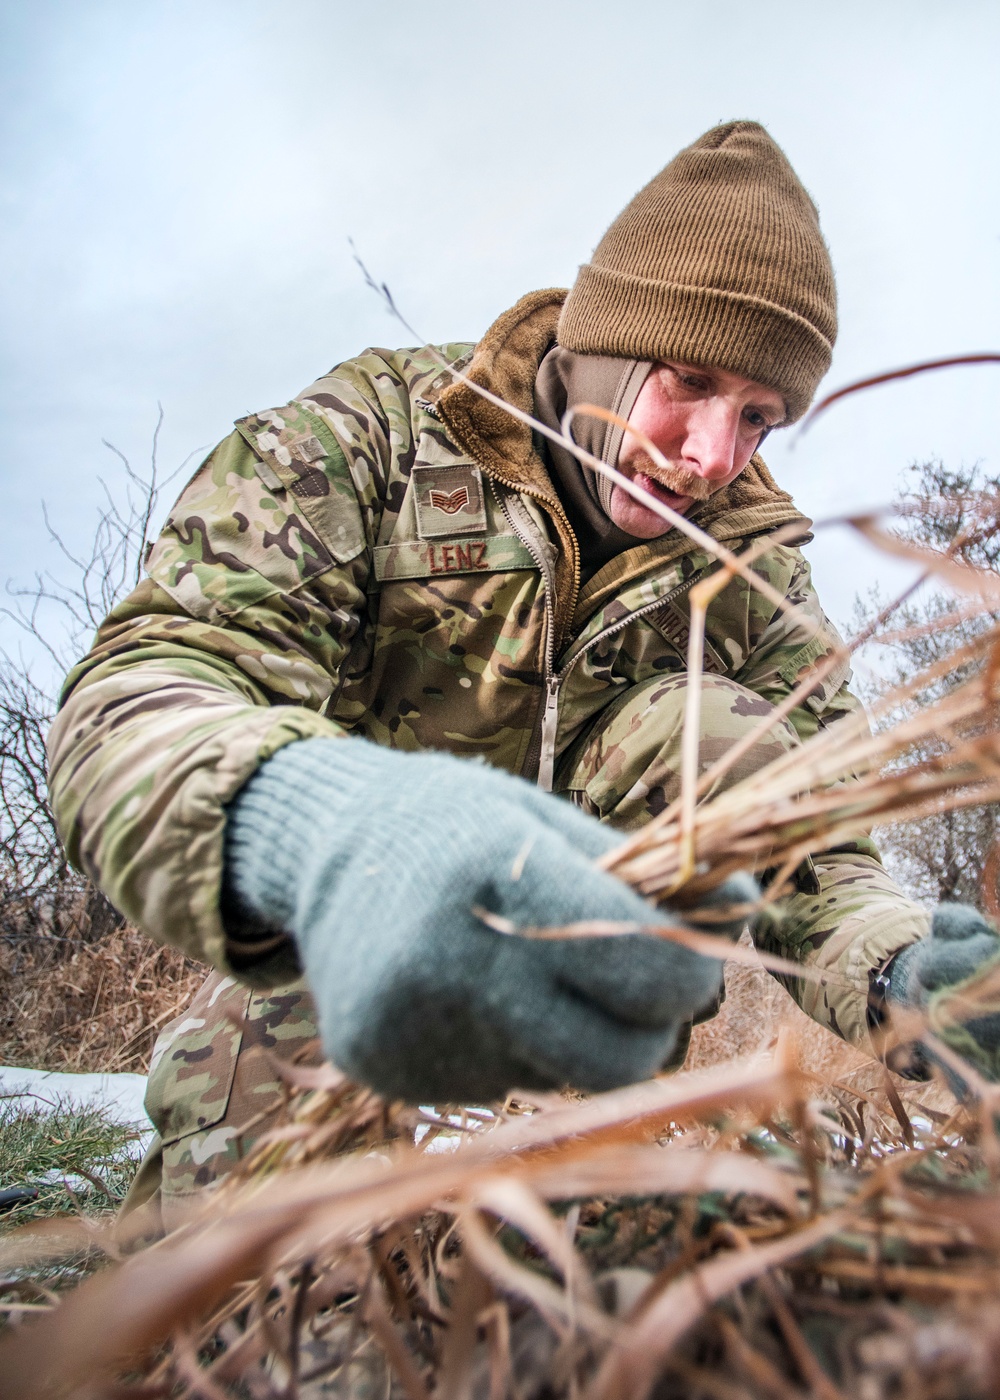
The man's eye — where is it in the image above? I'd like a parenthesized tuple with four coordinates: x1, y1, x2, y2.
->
(668, 366, 706, 391)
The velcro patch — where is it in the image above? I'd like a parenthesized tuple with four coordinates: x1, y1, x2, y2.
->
(373, 534, 537, 582)
(291, 435, 325, 464)
(414, 464, 487, 538)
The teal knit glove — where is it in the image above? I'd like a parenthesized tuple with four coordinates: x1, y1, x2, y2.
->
(224, 737, 753, 1103)
(889, 904, 1000, 1083)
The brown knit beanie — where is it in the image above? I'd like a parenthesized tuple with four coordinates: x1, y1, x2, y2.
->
(557, 121, 836, 422)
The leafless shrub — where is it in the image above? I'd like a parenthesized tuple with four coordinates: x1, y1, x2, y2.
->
(3, 405, 176, 673)
(0, 407, 194, 955)
(853, 460, 1000, 905)
(0, 927, 203, 1074)
(0, 411, 204, 1070)
(0, 657, 119, 950)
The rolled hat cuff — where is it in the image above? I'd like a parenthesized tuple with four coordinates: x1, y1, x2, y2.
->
(558, 263, 834, 423)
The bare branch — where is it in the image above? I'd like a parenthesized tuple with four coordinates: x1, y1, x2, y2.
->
(0, 409, 194, 951)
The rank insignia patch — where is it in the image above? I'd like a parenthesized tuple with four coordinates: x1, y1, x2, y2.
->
(414, 464, 487, 538)
(429, 486, 470, 515)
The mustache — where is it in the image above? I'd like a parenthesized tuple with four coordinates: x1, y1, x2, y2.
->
(626, 452, 714, 502)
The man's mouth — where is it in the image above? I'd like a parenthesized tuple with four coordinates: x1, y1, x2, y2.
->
(632, 472, 695, 513)
(626, 455, 713, 505)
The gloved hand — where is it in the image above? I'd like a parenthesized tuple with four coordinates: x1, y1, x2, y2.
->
(888, 904, 1000, 1082)
(223, 736, 754, 1103)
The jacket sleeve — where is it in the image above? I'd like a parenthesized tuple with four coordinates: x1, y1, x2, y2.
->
(47, 407, 375, 982)
(733, 548, 930, 1050)
(757, 851, 929, 1049)
(733, 547, 860, 743)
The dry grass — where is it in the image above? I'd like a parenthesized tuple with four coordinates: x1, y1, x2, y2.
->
(0, 926, 204, 1074)
(3, 345, 999, 1395)
(0, 597, 994, 1398)
(0, 1034, 988, 1400)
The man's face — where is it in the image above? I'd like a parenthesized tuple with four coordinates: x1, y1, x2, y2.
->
(607, 362, 786, 538)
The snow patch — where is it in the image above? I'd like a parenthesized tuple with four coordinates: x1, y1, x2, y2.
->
(0, 1065, 151, 1143)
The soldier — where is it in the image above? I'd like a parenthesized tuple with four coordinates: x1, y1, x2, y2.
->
(48, 121, 1000, 1228)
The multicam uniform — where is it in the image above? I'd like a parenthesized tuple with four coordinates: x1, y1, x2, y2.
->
(48, 290, 928, 1222)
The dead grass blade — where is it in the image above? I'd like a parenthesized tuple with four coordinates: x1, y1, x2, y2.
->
(0, 1054, 803, 1395)
(0, 1207, 300, 1400)
(477, 906, 851, 992)
(522, 1143, 801, 1214)
(455, 1200, 612, 1343)
(434, 1252, 493, 1400)
(799, 353, 1000, 436)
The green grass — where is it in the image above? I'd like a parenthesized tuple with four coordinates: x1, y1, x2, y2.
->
(0, 1097, 146, 1231)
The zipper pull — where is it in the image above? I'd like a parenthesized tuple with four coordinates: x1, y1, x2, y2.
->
(537, 676, 560, 793)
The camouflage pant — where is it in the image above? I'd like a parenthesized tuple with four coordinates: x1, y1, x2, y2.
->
(129, 676, 798, 1229)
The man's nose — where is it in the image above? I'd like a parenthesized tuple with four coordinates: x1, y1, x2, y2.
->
(681, 400, 740, 482)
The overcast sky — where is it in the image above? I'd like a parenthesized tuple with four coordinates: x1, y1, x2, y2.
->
(2, 0, 998, 680)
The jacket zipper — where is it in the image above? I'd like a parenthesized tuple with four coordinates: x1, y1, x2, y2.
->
(493, 475, 712, 791)
(533, 568, 709, 791)
(492, 485, 559, 780)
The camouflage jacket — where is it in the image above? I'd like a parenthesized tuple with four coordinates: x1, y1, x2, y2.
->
(48, 290, 928, 1050)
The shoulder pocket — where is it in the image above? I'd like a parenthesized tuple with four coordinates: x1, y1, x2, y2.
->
(235, 402, 368, 566)
(148, 405, 370, 623)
